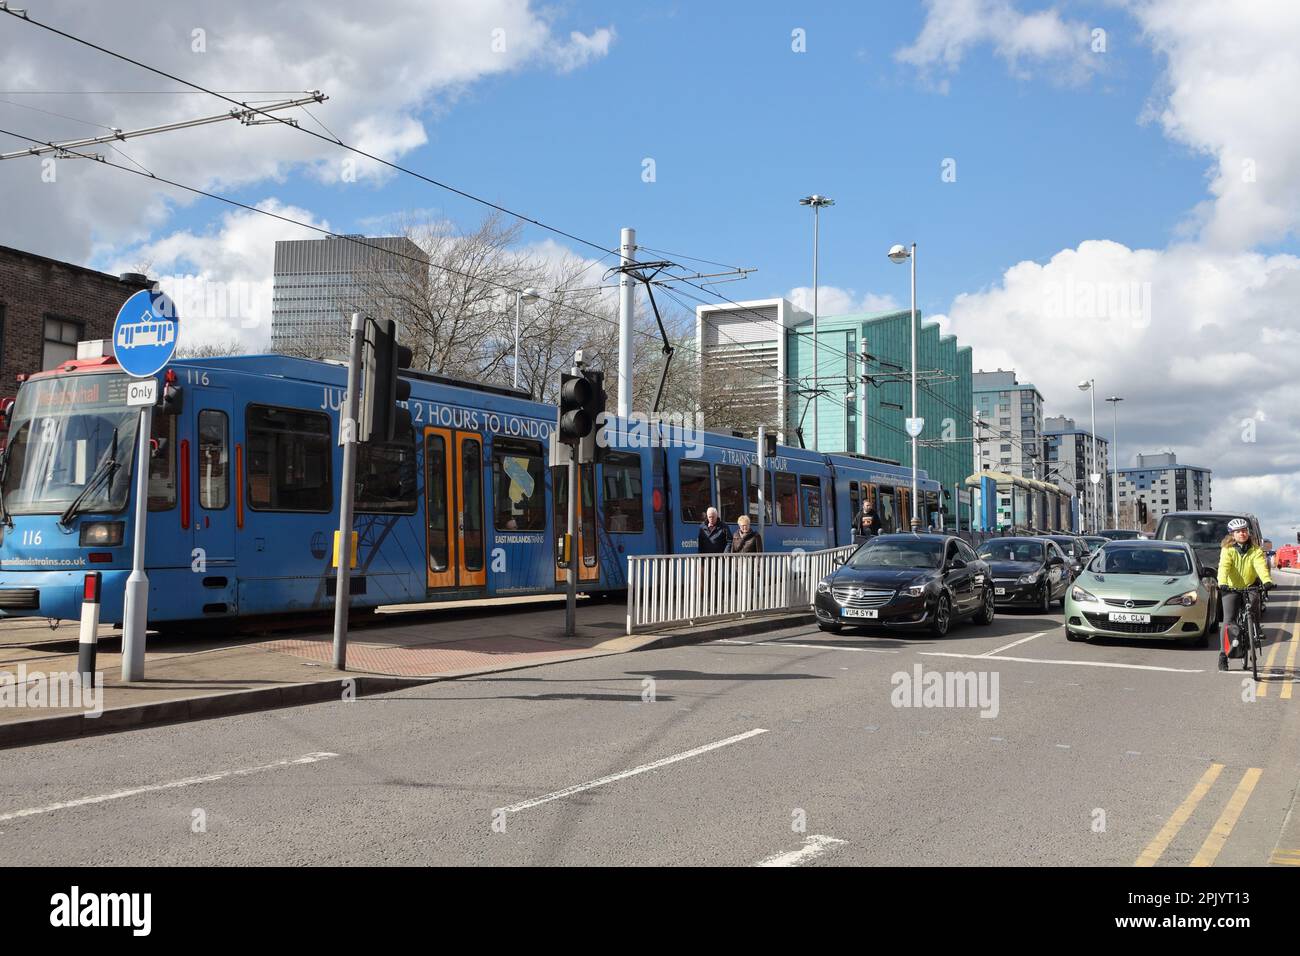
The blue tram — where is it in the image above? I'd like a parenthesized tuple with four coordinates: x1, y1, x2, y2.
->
(0, 352, 940, 625)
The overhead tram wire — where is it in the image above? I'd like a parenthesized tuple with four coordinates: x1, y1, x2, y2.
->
(0, 125, 734, 379)
(0, 11, 982, 467)
(0, 6, 619, 260)
(0, 120, 932, 458)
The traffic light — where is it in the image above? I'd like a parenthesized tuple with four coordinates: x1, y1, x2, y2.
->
(558, 372, 593, 446)
(362, 318, 413, 444)
(578, 369, 606, 463)
(158, 369, 183, 416)
(764, 432, 777, 459)
(1137, 500, 1148, 525)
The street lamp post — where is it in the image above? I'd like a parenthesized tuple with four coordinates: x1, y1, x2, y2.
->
(888, 242, 919, 530)
(513, 287, 540, 391)
(1105, 395, 1124, 530)
(800, 195, 834, 451)
(1077, 379, 1098, 533)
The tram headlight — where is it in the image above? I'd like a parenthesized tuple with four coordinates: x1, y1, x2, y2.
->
(79, 522, 124, 547)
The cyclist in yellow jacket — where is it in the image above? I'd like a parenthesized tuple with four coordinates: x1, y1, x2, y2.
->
(1217, 518, 1274, 671)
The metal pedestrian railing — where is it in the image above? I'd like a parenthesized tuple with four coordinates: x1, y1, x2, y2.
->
(626, 544, 857, 634)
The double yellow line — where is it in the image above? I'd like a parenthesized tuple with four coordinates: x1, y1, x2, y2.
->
(1258, 595, 1300, 698)
(1135, 763, 1263, 867)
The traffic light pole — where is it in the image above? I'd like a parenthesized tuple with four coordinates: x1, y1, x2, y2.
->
(565, 359, 580, 637)
(332, 313, 364, 671)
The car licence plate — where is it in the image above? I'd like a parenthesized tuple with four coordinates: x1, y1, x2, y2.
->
(843, 608, 879, 619)
(994, 588, 1006, 595)
(1108, 612, 1151, 624)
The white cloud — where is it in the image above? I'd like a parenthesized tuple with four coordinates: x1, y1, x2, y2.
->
(896, 0, 1096, 84)
(1131, 0, 1300, 248)
(106, 200, 331, 351)
(937, 240, 1300, 537)
(897, 0, 1300, 536)
(0, 0, 614, 264)
(787, 286, 900, 316)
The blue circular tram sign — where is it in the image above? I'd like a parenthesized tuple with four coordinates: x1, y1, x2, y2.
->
(112, 288, 179, 378)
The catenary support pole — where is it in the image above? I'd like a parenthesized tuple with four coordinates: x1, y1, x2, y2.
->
(617, 227, 636, 418)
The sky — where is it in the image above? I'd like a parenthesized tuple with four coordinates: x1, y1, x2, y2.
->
(0, 0, 1298, 539)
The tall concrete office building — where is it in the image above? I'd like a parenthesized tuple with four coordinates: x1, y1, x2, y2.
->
(270, 236, 425, 357)
(973, 369, 1045, 526)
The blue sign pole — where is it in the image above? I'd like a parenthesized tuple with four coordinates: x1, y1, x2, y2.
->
(112, 289, 178, 682)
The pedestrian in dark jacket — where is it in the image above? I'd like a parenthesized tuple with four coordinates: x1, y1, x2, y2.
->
(732, 515, 762, 553)
(698, 507, 731, 553)
(854, 501, 880, 537)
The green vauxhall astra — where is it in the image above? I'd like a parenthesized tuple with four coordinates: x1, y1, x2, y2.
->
(1064, 539, 1217, 644)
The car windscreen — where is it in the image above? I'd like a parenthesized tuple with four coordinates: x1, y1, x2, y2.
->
(849, 539, 943, 570)
(1089, 546, 1191, 576)
(978, 541, 1044, 563)
(1160, 516, 1234, 546)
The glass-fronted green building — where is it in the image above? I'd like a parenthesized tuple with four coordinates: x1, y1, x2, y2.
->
(696, 298, 975, 527)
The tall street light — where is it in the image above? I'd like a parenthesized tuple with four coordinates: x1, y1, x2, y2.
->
(1077, 379, 1098, 533)
(1105, 395, 1124, 530)
(513, 287, 539, 391)
(888, 242, 919, 530)
(800, 194, 834, 450)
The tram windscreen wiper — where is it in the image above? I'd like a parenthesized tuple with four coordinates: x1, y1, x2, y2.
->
(58, 427, 121, 528)
(0, 444, 12, 529)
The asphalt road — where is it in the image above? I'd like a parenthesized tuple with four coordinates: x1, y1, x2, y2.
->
(2, 574, 1299, 867)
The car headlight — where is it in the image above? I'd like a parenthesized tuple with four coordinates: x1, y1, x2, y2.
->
(1070, 585, 1098, 603)
(1018, 571, 1041, 584)
(816, 580, 831, 594)
(905, 584, 926, 598)
(79, 521, 124, 547)
(1163, 590, 1199, 607)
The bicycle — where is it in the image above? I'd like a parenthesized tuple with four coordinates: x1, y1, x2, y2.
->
(1222, 583, 1269, 681)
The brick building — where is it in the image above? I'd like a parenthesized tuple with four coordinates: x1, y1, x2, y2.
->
(0, 244, 152, 401)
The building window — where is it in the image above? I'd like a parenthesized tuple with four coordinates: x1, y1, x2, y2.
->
(42, 315, 83, 370)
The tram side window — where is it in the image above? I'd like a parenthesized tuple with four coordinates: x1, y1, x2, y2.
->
(716, 465, 745, 526)
(197, 410, 228, 510)
(747, 472, 773, 525)
(679, 460, 711, 523)
(246, 405, 332, 512)
(800, 474, 822, 527)
(148, 413, 176, 511)
(493, 438, 546, 531)
(849, 481, 860, 525)
(602, 451, 644, 533)
(877, 487, 896, 533)
(775, 472, 798, 526)
(357, 435, 417, 514)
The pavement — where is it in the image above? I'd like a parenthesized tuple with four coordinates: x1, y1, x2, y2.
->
(1, 573, 1298, 866)
(0, 593, 808, 748)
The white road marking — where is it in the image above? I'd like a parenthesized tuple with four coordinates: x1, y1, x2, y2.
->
(0, 751, 339, 824)
(500, 729, 769, 813)
(982, 631, 1046, 656)
(756, 834, 846, 867)
(920, 652, 1202, 673)
(714, 639, 897, 654)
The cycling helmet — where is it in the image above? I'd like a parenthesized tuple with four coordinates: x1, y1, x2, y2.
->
(1227, 518, 1248, 532)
